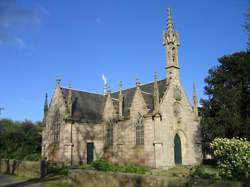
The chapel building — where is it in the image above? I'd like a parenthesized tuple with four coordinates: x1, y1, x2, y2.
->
(42, 9, 202, 168)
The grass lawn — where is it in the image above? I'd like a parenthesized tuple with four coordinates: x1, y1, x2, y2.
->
(42, 177, 72, 187)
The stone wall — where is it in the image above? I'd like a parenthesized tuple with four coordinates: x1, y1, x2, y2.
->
(0, 159, 41, 178)
(68, 169, 245, 187)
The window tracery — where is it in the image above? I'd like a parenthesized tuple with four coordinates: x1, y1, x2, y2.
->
(135, 114, 144, 145)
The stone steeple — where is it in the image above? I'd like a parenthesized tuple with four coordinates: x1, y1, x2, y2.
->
(193, 83, 198, 120)
(153, 72, 160, 114)
(163, 8, 180, 83)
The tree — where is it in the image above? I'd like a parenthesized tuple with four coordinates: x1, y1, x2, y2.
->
(244, 8, 250, 51)
(200, 52, 250, 146)
(0, 119, 42, 160)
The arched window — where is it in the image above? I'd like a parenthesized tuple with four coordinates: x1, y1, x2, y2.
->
(136, 125, 144, 145)
(107, 122, 113, 146)
(174, 133, 182, 165)
(135, 115, 144, 145)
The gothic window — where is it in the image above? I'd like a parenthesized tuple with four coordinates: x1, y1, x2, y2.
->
(107, 122, 113, 146)
(135, 115, 144, 145)
(52, 109, 60, 143)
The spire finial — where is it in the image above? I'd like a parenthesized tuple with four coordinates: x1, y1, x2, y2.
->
(154, 72, 158, 82)
(56, 75, 61, 86)
(167, 8, 173, 33)
(118, 81, 123, 118)
(67, 84, 73, 117)
(44, 93, 48, 115)
(107, 84, 111, 94)
(193, 83, 196, 95)
(193, 82, 198, 120)
(136, 78, 140, 88)
(153, 72, 160, 114)
(119, 81, 123, 94)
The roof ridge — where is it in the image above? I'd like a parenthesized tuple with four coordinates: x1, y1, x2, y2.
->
(60, 87, 104, 96)
(112, 78, 166, 94)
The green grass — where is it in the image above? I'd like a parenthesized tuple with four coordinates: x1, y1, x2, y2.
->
(43, 179, 72, 187)
(153, 165, 191, 178)
(81, 159, 151, 174)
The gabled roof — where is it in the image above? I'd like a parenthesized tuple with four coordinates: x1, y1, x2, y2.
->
(60, 79, 167, 123)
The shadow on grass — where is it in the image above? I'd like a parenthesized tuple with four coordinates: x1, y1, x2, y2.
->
(1, 175, 64, 187)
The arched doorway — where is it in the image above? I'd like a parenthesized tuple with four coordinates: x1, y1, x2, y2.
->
(174, 134, 182, 165)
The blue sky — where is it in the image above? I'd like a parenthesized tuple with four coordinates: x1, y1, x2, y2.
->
(0, 0, 248, 121)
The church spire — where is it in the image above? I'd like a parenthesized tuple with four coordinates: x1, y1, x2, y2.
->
(167, 8, 173, 33)
(163, 8, 180, 83)
(153, 72, 160, 113)
(193, 83, 198, 120)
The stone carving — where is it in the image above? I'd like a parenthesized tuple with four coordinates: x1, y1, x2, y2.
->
(173, 86, 182, 101)
(173, 102, 181, 117)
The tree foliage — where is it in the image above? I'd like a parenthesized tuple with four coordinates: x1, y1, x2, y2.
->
(200, 52, 250, 144)
(244, 8, 250, 51)
(0, 119, 42, 161)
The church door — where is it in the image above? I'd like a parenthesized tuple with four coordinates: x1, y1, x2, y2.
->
(87, 143, 94, 164)
(174, 134, 182, 165)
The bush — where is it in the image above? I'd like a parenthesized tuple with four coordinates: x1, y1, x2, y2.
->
(90, 159, 150, 174)
(189, 165, 220, 180)
(210, 138, 250, 180)
(47, 164, 69, 176)
(23, 153, 41, 161)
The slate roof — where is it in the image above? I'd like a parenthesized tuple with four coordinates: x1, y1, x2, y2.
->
(111, 79, 166, 117)
(60, 79, 166, 123)
(61, 88, 105, 123)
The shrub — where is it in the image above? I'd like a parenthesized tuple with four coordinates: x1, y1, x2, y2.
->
(90, 159, 150, 174)
(47, 164, 69, 176)
(210, 138, 250, 180)
(189, 165, 220, 180)
(23, 153, 41, 161)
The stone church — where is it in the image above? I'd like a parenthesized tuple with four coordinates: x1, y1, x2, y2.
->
(42, 9, 202, 168)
